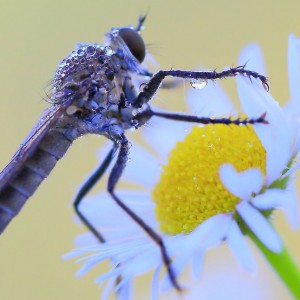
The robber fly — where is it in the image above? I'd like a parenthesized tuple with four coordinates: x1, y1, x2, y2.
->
(0, 16, 269, 290)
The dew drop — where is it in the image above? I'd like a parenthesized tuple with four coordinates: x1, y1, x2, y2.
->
(77, 48, 85, 56)
(66, 105, 79, 115)
(190, 79, 208, 89)
(86, 45, 96, 57)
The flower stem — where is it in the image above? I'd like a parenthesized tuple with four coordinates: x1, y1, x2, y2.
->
(247, 226, 300, 298)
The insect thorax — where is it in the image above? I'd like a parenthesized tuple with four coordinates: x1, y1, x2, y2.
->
(51, 31, 150, 140)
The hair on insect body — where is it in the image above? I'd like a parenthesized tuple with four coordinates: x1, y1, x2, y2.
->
(0, 15, 269, 291)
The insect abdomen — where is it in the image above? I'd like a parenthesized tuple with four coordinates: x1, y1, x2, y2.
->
(0, 129, 73, 234)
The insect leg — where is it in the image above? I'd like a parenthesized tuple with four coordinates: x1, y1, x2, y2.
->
(107, 134, 182, 291)
(74, 142, 118, 243)
(140, 110, 268, 125)
(134, 67, 269, 107)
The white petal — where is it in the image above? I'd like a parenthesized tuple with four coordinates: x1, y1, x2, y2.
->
(116, 279, 132, 300)
(97, 268, 122, 285)
(77, 191, 158, 242)
(75, 232, 98, 246)
(151, 266, 162, 300)
(283, 181, 300, 230)
(187, 79, 236, 116)
(284, 34, 300, 155)
(89, 240, 160, 286)
(118, 244, 161, 278)
(284, 39, 300, 154)
(237, 201, 282, 253)
(189, 252, 204, 279)
(219, 164, 263, 200)
(101, 277, 117, 300)
(142, 114, 189, 162)
(251, 188, 288, 209)
(236, 77, 292, 185)
(160, 214, 232, 291)
(283, 102, 300, 156)
(63, 245, 101, 260)
(288, 34, 300, 107)
(238, 44, 267, 76)
(188, 213, 232, 249)
(77, 253, 107, 277)
(122, 143, 160, 188)
(291, 131, 300, 156)
(227, 220, 256, 272)
(251, 186, 300, 230)
(160, 255, 188, 292)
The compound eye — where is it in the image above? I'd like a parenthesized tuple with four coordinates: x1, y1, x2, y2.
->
(118, 28, 146, 63)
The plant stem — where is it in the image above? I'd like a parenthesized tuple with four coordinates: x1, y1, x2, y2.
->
(247, 227, 300, 298)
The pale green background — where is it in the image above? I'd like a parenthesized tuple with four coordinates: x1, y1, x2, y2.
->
(0, 0, 300, 299)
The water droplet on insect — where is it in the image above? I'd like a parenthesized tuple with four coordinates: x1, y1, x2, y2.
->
(66, 105, 79, 115)
(86, 46, 96, 57)
(77, 49, 85, 57)
(190, 79, 208, 89)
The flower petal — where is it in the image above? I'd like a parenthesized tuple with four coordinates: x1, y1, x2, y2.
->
(116, 279, 132, 300)
(251, 186, 300, 230)
(76, 191, 158, 243)
(219, 164, 263, 200)
(143, 114, 189, 162)
(101, 277, 117, 300)
(237, 201, 282, 253)
(189, 252, 204, 279)
(251, 188, 288, 209)
(284, 34, 300, 155)
(151, 266, 162, 300)
(283, 34, 300, 154)
(283, 181, 300, 230)
(236, 76, 292, 185)
(227, 220, 256, 272)
(122, 143, 160, 187)
(189, 213, 232, 248)
(187, 78, 236, 116)
(90, 240, 161, 284)
(97, 142, 159, 188)
(287, 34, 300, 107)
(238, 44, 267, 76)
(161, 214, 232, 291)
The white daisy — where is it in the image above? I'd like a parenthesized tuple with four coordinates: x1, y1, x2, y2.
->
(65, 35, 300, 299)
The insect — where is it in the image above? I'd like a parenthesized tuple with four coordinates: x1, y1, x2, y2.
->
(0, 16, 268, 290)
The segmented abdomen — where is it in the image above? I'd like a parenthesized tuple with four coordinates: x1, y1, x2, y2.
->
(0, 129, 74, 234)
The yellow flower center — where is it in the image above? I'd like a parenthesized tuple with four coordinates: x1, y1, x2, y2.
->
(152, 124, 266, 235)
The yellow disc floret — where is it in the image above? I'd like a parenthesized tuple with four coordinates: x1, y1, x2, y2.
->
(152, 124, 266, 235)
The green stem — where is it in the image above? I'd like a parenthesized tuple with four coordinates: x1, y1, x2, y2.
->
(247, 226, 300, 298)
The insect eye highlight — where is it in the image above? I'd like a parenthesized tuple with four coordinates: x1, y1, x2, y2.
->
(118, 28, 146, 63)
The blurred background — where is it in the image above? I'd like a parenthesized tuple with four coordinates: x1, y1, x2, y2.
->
(0, 0, 300, 299)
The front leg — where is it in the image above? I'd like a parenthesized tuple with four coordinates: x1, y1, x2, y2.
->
(134, 66, 269, 107)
